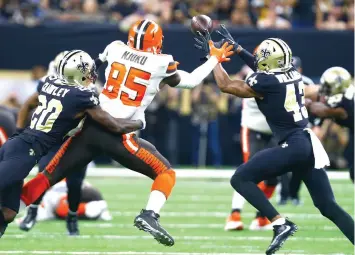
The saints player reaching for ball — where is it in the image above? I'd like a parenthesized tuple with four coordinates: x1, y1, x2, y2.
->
(195, 27, 354, 254)
(20, 19, 234, 246)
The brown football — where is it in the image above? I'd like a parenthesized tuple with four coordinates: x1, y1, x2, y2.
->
(190, 15, 213, 36)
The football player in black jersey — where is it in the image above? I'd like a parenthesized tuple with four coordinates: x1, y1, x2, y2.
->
(308, 67, 354, 182)
(0, 50, 144, 237)
(17, 51, 89, 235)
(195, 27, 354, 254)
(0, 106, 16, 147)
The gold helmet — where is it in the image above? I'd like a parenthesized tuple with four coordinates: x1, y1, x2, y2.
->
(254, 38, 292, 72)
(319, 67, 352, 97)
(57, 50, 97, 86)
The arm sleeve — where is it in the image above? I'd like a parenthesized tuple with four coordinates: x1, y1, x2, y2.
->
(76, 89, 100, 111)
(245, 72, 275, 95)
(175, 56, 219, 89)
(238, 49, 256, 71)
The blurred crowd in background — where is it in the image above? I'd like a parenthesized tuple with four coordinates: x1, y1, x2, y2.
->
(0, 62, 352, 170)
(0, 0, 354, 30)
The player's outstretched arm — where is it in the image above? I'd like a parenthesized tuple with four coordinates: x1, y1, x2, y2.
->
(308, 102, 348, 120)
(213, 63, 262, 99)
(216, 25, 256, 71)
(163, 41, 234, 88)
(86, 106, 144, 134)
(16, 92, 39, 129)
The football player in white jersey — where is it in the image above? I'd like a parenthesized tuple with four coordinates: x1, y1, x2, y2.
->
(20, 19, 234, 246)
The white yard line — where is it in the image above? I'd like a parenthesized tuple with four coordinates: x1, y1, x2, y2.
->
(2, 234, 347, 242)
(110, 211, 326, 219)
(28, 167, 349, 180)
(0, 252, 346, 255)
(35, 222, 336, 231)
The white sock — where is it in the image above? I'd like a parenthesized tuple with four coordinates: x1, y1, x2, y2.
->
(146, 190, 167, 214)
(272, 217, 286, 226)
(231, 191, 245, 211)
(19, 200, 27, 212)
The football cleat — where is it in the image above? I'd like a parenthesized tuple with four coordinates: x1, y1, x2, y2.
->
(19, 206, 38, 232)
(134, 209, 174, 246)
(0, 224, 8, 238)
(249, 216, 273, 231)
(266, 218, 298, 255)
(224, 211, 244, 231)
(66, 213, 79, 236)
(291, 198, 302, 206)
(277, 198, 288, 206)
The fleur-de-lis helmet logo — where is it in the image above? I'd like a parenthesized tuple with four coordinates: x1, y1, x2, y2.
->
(77, 56, 89, 74)
(260, 48, 271, 59)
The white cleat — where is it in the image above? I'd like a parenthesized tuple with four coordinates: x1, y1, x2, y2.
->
(249, 217, 273, 231)
(224, 212, 244, 231)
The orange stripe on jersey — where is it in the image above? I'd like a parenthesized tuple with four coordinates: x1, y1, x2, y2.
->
(241, 126, 250, 163)
(0, 127, 8, 146)
(46, 137, 73, 173)
(166, 61, 178, 74)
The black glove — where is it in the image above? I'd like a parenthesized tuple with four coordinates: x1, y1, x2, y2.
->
(194, 30, 224, 61)
(216, 24, 239, 52)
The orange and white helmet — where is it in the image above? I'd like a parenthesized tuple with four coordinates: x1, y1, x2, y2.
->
(128, 19, 163, 54)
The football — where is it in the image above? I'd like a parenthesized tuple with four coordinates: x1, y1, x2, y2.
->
(190, 15, 213, 36)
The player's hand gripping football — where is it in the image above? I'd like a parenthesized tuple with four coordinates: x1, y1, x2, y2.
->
(216, 24, 239, 52)
(194, 29, 234, 63)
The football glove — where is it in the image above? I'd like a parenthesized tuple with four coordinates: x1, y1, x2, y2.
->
(216, 24, 239, 52)
(194, 30, 225, 60)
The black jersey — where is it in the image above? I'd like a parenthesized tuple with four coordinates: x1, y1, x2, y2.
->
(246, 67, 309, 142)
(20, 75, 99, 153)
(326, 87, 354, 133)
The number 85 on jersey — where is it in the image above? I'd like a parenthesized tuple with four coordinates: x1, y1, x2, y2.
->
(102, 62, 151, 107)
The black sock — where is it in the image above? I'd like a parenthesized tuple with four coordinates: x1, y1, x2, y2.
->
(324, 203, 354, 244)
(231, 174, 279, 221)
(0, 211, 8, 237)
(68, 184, 82, 213)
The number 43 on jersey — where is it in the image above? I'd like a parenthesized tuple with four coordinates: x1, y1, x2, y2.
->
(284, 82, 308, 122)
(102, 62, 151, 107)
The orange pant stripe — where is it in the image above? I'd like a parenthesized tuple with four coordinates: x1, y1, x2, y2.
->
(46, 137, 73, 173)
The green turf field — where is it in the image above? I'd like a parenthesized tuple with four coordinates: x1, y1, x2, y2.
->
(1, 177, 354, 255)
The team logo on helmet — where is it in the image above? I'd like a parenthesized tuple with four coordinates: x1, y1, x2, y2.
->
(260, 48, 271, 59)
(77, 56, 89, 74)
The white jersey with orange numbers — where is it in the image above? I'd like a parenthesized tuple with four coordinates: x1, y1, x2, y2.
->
(98, 40, 177, 124)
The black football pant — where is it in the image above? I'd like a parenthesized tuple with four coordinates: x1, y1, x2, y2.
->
(230, 130, 354, 244)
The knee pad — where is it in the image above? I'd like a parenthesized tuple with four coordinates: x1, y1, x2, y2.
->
(151, 169, 176, 198)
